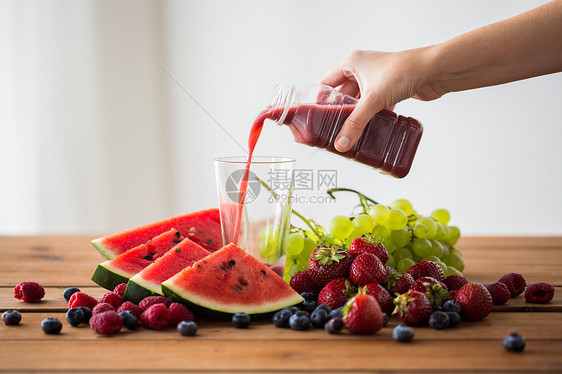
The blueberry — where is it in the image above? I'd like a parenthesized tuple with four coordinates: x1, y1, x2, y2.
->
(429, 311, 450, 330)
(63, 287, 81, 301)
(310, 309, 329, 328)
(443, 300, 461, 314)
(300, 292, 317, 302)
(324, 317, 343, 334)
(232, 313, 251, 328)
(66, 308, 85, 327)
(315, 304, 332, 314)
(382, 312, 388, 327)
(41, 318, 62, 334)
(77, 307, 92, 323)
(295, 310, 310, 317)
(300, 300, 317, 313)
(177, 321, 198, 336)
(282, 306, 299, 315)
(289, 313, 310, 331)
(503, 332, 526, 352)
(393, 324, 414, 342)
(272, 310, 292, 328)
(328, 307, 343, 320)
(119, 311, 138, 330)
(446, 312, 460, 328)
(2, 310, 21, 326)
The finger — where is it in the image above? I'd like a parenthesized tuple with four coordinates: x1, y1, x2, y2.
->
(319, 64, 348, 88)
(334, 93, 386, 152)
(338, 80, 360, 97)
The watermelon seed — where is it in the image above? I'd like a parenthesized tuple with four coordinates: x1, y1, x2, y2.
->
(234, 286, 243, 292)
(197, 265, 202, 269)
(228, 260, 236, 268)
(203, 260, 207, 264)
(174, 231, 181, 238)
(261, 270, 267, 276)
(172, 239, 182, 244)
(220, 265, 227, 271)
(144, 253, 155, 261)
(239, 279, 248, 287)
(206, 239, 213, 245)
(175, 248, 181, 253)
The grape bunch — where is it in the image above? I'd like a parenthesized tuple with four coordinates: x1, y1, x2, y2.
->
(281, 188, 464, 282)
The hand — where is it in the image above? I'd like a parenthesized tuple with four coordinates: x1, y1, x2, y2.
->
(320, 49, 442, 152)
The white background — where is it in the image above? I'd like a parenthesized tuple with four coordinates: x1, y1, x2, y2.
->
(1, 0, 561, 235)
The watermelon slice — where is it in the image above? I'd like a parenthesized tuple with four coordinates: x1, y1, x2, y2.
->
(124, 238, 211, 304)
(91, 208, 222, 259)
(162, 243, 304, 317)
(91, 228, 184, 291)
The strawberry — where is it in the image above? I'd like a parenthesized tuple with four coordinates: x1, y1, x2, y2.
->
(444, 274, 468, 291)
(362, 283, 394, 314)
(318, 278, 357, 310)
(384, 271, 414, 296)
(393, 290, 433, 326)
(289, 270, 322, 295)
(342, 293, 383, 334)
(407, 261, 445, 282)
(307, 247, 353, 287)
(498, 273, 526, 298)
(454, 282, 493, 321)
(410, 276, 448, 293)
(349, 253, 386, 286)
(348, 234, 388, 264)
(485, 282, 511, 305)
(409, 277, 451, 307)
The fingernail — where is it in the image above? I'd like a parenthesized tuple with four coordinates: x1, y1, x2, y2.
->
(336, 136, 350, 151)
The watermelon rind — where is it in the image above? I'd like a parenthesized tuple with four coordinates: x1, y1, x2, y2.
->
(91, 263, 130, 291)
(91, 238, 113, 260)
(123, 279, 160, 304)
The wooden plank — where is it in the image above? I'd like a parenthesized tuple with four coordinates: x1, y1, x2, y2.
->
(458, 236, 562, 247)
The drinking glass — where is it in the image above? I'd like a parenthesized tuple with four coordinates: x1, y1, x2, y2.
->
(214, 156, 295, 267)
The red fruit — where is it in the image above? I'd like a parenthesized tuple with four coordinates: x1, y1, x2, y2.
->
(90, 311, 123, 335)
(140, 303, 170, 330)
(498, 273, 526, 298)
(68, 292, 98, 310)
(454, 282, 493, 321)
(99, 292, 123, 309)
(393, 290, 433, 326)
(113, 283, 127, 298)
(343, 293, 383, 334)
(524, 282, 555, 304)
(385, 266, 397, 275)
(384, 272, 414, 296)
(348, 235, 389, 264)
(407, 261, 445, 282)
(363, 283, 393, 314)
(117, 301, 142, 318)
(307, 247, 354, 287)
(449, 290, 458, 299)
(289, 270, 322, 295)
(168, 303, 194, 326)
(410, 277, 450, 307)
(92, 302, 116, 316)
(318, 278, 357, 310)
(410, 276, 448, 293)
(349, 253, 386, 286)
(444, 274, 469, 292)
(14, 281, 45, 303)
(485, 282, 511, 305)
(139, 296, 172, 311)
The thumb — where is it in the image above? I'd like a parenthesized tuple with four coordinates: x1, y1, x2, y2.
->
(334, 93, 385, 152)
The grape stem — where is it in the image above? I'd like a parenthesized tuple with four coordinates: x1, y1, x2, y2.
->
(326, 188, 380, 214)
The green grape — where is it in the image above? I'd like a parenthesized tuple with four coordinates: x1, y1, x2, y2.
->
(429, 240, 445, 258)
(391, 199, 413, 215)
(385, 253, 396, 269)
(443, 252, 464, 272)
(258, 226, 279, 260)
(417, 216, 437, 238)
(318, 234, 336, 247)
(353, 214, 375, 234)
(286, 232, 304, 258)
(434, 222, 448, 241)
(397, 258, 415, 273)
(390, 228, 412, 248)
(369, 204, 390, 224)
(445, 266, 463, 277)
(412, 252, 422, 263)
(383, 236, 397, 254)
(297, 237, 316, 266)
(283, 257, 295, 282)
(329, 215, 354, 240)
(450, 247, 463, 257)
(372, 224, 390, 241)
(388, 208, 408, 230)
(346, 228, 364, 247)
(434, 260, 448, 274)
(394, 247, 414, 261)
(431, 208, 450, 225)
(412, 238, 432, 258)
(413, 222, 429, 238)
(422, 255, 441, 263)
(446, 226, 461, 246)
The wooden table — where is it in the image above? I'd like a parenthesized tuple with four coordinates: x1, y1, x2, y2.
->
(1, 236, 561, 373)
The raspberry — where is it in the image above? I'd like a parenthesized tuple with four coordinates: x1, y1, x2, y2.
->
(140, 304, 169, 330)
(90, 311, 123, 335)
(92, 302, 116, 316)
(498, 273, 526, 298)
(524, 282, 555, 304)
(289, 271, 322, 295)
(168, 303, 194, 327)
(139, 296, 172, 311)
(14, 281, 45, 303)
(444, 274, 468, 292)
(68, 292, 98, 310)
(117, 301, 143, 318)
(113, 283, 127, 298)
(99, 292, 123, 308)
(486, 282, 511, 305)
